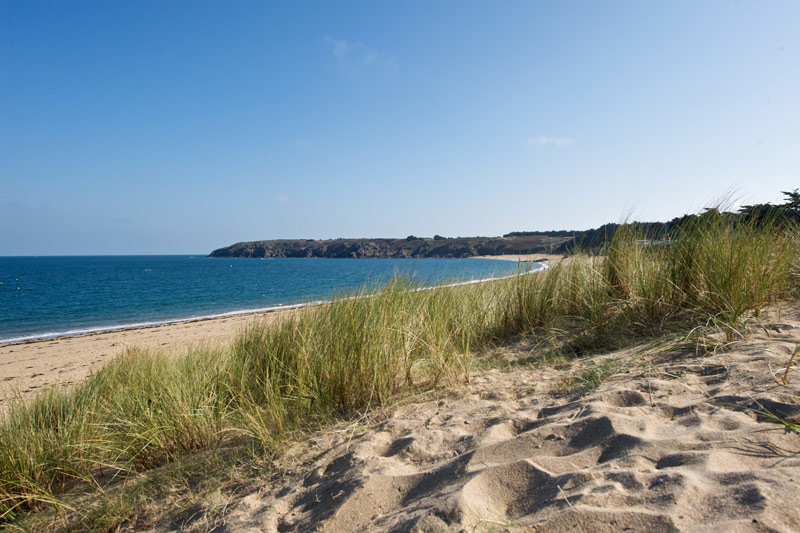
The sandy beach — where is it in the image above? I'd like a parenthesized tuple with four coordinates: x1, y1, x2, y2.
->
(0, 308, 294, 404)
(5, 1, 795, 528)
(473, 253, 568, 265)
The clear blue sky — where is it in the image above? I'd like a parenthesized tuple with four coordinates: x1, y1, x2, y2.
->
(2, 1, 799, 255)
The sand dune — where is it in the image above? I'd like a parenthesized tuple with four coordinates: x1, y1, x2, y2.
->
(4, 285, 798, 531)
(195, 310, 800, 532)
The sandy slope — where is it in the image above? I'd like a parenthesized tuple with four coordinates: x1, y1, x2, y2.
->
(184, 310, 800, 532)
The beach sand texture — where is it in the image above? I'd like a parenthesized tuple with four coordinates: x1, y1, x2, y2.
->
(182, 308, 800, 532)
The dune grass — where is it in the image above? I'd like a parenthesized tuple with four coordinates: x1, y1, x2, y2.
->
(1, 211, 797, 527)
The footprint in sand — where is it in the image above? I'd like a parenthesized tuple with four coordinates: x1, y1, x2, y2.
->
(603, 390, 646, 407)
(656, 452, 708, 469)
(697, 365, 729, 385)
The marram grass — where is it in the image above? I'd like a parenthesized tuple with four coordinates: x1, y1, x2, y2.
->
(1, 213, 797, 524)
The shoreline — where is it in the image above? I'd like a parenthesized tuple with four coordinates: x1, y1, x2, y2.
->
(0, 258, 548, 402)
(472, 253, 566, 264)
(0, 301, 319, 347)
(1, 258, 554, 347)
(0, 306, 298, 404)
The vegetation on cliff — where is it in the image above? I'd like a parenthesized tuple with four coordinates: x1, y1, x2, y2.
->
(209, 234, 571, 258)
(210, 190, 800, 259)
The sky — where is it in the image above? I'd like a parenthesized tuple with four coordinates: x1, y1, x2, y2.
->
(1, 1, 799, 255)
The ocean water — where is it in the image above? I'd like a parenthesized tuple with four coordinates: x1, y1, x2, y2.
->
(0, 256, 540, 343)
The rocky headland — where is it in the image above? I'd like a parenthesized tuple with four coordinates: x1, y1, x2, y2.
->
(209, 235, 572, 259)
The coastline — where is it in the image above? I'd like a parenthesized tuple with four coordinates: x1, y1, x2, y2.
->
(0, 260, 543, 347)
(0, 257, 547, 403)
(472, 252, 567, 264)
(7, 230, 800, 530)
(0, 306, 298, 404)
(1, 256, 536, 347)
(0, 301, 319, 346)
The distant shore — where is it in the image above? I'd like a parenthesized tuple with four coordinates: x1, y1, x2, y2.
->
(472, 253, 566, 264)
(209, 236, 572, 259)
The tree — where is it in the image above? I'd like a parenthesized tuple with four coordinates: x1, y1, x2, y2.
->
(738, 203, 786, 226)
(781, 189, 800, 214)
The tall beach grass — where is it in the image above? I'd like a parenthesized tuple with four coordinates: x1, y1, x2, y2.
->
(1, 211, 797, 524)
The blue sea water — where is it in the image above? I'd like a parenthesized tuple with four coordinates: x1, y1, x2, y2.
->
(0, 256, 539, 343)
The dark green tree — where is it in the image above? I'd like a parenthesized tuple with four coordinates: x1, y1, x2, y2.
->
(780, 189, 800, 214)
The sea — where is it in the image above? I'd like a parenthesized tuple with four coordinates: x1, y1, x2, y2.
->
(0, 256, 542, 344)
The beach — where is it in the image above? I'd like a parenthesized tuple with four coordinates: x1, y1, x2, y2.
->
(473, 253, 567, 264)
(0, 256, 551, 404)
(0, 308, 293, 405)
(5, 243, 800, 531)
(4, 1, 796, 528)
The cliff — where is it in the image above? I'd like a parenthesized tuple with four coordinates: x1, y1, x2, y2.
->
(208, 235, 572, 259)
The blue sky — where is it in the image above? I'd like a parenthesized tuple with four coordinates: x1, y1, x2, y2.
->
(1, 1, 799, 254)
